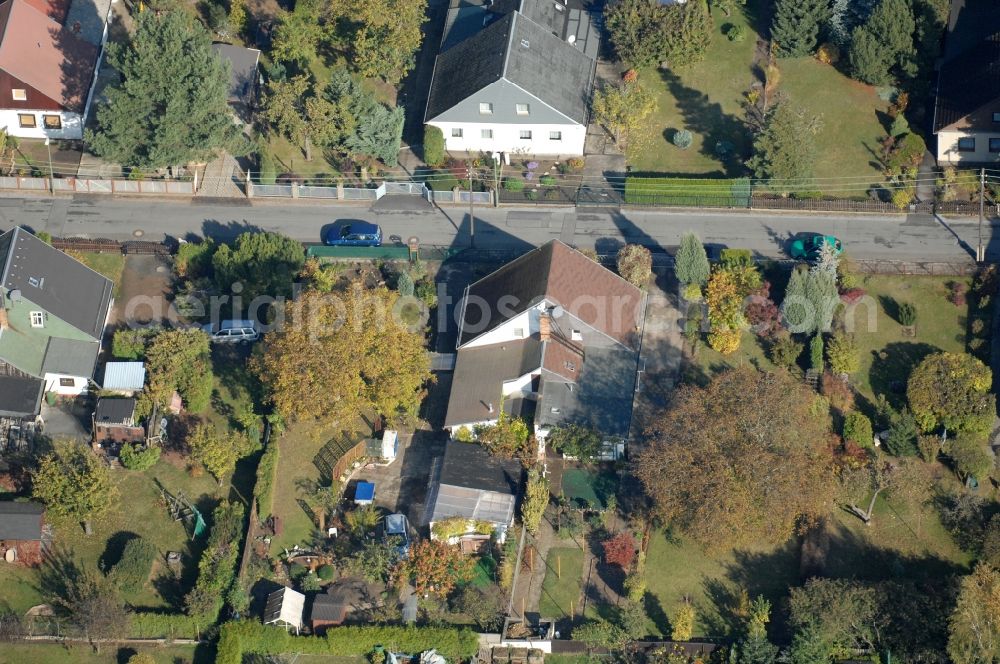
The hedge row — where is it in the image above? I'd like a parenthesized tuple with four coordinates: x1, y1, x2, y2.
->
(186, 501, 245, 622)
(217, 622, 481, 664)
(254, 442, 279, 520)
(624, 177, 751, 207)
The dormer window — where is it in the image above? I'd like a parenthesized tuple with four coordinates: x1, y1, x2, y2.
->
(516, 103, 529, 115)
(571, 329, 583, 341)
(513, 327, 525, 338)
(479, 102, 493, 115)
(993, 112, 1000, 123)
(30, 311, 44, 328)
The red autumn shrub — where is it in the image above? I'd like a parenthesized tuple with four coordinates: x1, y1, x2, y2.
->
(603, 531, 637, 569)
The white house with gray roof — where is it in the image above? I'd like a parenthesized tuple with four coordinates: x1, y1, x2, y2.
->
(424, 0, 599, 157)
(0, 228, 113, 415)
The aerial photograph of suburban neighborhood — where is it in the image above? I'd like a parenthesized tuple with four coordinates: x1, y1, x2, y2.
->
(2, 0, 1000, 661)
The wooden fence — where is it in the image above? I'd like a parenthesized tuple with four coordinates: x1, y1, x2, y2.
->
(51, 237, 172, 256)
(0, 175, 195, 195)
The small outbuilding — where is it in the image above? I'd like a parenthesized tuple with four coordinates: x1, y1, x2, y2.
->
(0, 501, 45, 565)
(101, 361, 146, 395)
(264, 586, 306, 634)
(92, 397, 145, 448)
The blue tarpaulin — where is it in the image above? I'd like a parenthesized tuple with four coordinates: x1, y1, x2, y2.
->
(355, 481, 375, 505)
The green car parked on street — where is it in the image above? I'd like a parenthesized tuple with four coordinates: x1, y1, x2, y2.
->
(789, 234, 843, 262)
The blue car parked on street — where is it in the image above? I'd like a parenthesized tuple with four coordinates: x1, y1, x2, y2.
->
(322, 220, 383, 247)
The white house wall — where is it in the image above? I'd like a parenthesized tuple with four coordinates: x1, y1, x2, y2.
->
(44, 372, 88, 396)
(429, 120, 585, 157)
(937, 130, 1000, 163)
(1, 110, 84, 140)
(462, 308, 540, 348)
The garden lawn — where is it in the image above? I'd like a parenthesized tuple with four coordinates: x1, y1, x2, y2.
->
(642, 531, 799, 639)
(0, 455, 224, 614)
(538, 546, 584, 619)
(560, 467, 617, 509)
(628, 3, 758, 175)
(778, 57, 888, 185)
(0, 643, 206, 664)
(694, 275, 969, 405)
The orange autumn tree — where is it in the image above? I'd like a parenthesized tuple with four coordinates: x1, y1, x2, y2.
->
(394, 539, 474, 597)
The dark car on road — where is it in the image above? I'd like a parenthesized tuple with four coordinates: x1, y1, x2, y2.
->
(789, 234, 842, 262)
(322, 220, 382, 247)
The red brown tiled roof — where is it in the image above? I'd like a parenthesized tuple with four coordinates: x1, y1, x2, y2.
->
(461, 240, 644, 350)
(0, 0, 99, 112)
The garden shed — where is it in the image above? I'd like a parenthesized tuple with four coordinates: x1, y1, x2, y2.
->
(263, 586, 306, 634)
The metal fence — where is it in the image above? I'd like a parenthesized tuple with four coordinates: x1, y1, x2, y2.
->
(0, 175, 195, 195)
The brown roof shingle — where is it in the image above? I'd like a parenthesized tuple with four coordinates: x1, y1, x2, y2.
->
(461, 241, 643, 350)
(0, 0, 99, 112)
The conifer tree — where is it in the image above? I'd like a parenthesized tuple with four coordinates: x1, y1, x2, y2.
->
(675, 233, 711, 286)
(87, 11, 245, 169)
(771, 0, 831, 57)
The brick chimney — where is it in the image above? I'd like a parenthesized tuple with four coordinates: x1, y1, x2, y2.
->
(539, 312, 551, 342)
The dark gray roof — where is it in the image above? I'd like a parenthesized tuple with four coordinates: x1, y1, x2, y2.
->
(94, 397, 136, 425)
(427, 4, 596, 124)
(439, 439, 523, 494)
(0, 501, 44, 540)
(944, 0, 1000, 59)
(212, 43, 260, 105)
(0, 375, 43, 417)
(0, 228, 113, 339)
(310, 593, 346, 623)
(934, 31, 1000, 131)
(426, 12, 511, 121)
(41, 337, 100, 377)
(536, 345, 638, 437)
(444, 338, 542, 427)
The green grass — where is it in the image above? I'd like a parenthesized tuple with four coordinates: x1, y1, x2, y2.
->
(471, 554, 497, 588)
(643, 531, 800, 639)
(560, 468, 617, 509)
(538, 547, 585, 619)
(779, 57, 888, 184)
(0, 643, 206, 664)
(628, 3, 757, 175)
(694, 275, 969, 405)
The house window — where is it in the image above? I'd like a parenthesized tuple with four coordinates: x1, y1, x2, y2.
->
(958, 137, 976, 152)
(30, 311, 44, 328)
(18, 114, 35, 128)
(451, 128, 463, 138)
(11, 89, 25, 101)
(479, 102, 493, 115)
(549, 131, 562, 140)
(43, 115, 61, 129)
(59, 377, 75, 387)
(515, 103, 529, 115)
(571, 329, 583, 341)
(481, 129, 493, 139)
(991, 138, 1000, 153)
(993, 112, 1000, 123)
(513, 327, 525, 338)
(519, 130, 532, 140)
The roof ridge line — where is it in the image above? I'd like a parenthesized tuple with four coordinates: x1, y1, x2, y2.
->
(501, 8, 517, 77)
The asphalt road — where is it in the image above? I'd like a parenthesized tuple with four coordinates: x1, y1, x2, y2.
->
(0, 193, 995, 262)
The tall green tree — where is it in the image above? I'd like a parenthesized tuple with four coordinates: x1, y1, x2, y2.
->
(143, 328, 213, 413)
(770, 0, 830, 57)
(211, 231, 305, 303)
(187, 424, 256, 485)
(260, 76, 352, 162)
(605, 0, 711, 68)
(848, 0, 916, 84)
(805, 268, 839, 333)
(32, 440, 119, 531)
(591, 80, 657, 149)
(270, 0, 324, 66)
(907, 352, 993, 434)
(789, 578, 882, 653)
(254, 287, 431, 422)
(326, 68, 405, 166)
(748, 100, 822, 187)
(87, 10, 245, 169)
(949, 563, 1000, 664)
(348, 0, 428, 83)
(675, 232, 711, 286)
(52, 566, 128, 653)
(780, 267, 809, 332)
(520, 469, 549, 534)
